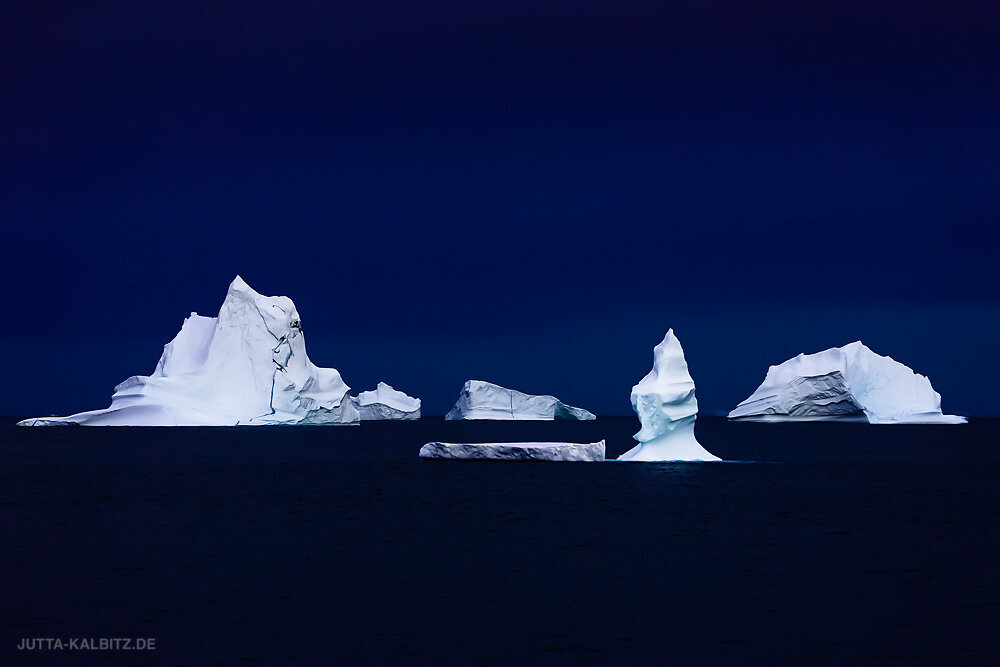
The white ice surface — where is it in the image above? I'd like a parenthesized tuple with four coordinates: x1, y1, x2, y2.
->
(618, 330, 720, 462)
(444, 380, 596, 421)
(728, 341, 966, 424)
(19, 276, 359, 426)
(355, 382, 421, 420)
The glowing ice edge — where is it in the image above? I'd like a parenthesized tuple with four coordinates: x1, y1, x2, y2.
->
(728, 341, 966, 424)
(445, 380, 596, 421)
(619, 330, 721, 462)
(19, 276, 359, 426)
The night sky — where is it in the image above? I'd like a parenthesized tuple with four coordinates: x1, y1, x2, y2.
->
(4, 1, 999, 417)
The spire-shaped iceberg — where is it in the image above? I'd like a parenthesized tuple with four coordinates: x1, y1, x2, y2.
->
(619, 330, 720, 461)
(728, 341, 966, 424)
(19, 276, 359, 426)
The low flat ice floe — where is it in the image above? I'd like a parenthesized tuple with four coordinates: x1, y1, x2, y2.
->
(419, 441, 606, 462)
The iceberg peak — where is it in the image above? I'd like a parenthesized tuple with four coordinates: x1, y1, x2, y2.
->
(619, 330, 720, 461)
(19, 277, 358, 426)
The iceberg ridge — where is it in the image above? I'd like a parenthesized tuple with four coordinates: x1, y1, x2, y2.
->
(444, 380, 595, 421)
(355, 382, 421, 420)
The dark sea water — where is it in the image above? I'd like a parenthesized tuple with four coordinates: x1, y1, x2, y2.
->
(2, 417, 998, 665)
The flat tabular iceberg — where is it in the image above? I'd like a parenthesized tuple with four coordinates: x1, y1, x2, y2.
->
(619, 330, 720, 462)
(444, 380, 596, 421)
(355, 382, 421, 420)
(728, 341, 965, 424)
(420, 441, 605, 461)
(19, 276, 359, 426)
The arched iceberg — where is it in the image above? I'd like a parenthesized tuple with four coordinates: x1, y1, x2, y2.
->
(19, 276, 359, 426)
(619, 330, 720, 461)
(728, 341, 966, 424)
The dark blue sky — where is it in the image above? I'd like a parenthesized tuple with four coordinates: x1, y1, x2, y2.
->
(3, 1, 999, 416)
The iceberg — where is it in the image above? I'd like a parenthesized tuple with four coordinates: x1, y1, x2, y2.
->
(355, 382, 421, 420)
(444, 380, 596, 421)
(728, 341, 966, 424)
(420, 441, 606, 462)
(619, 330, 720, 462)
(19, 276, 359, 426)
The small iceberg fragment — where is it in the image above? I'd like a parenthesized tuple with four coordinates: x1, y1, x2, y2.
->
(420, 440, 606, 461)
(18, 276, 359, 426)
(619, 330, 720, 462)
(444, 380, 596, 421)
(728, 341, 966, 424)
(355, 382, 421, 420)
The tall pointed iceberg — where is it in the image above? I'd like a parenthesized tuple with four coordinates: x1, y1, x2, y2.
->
(619, 330, 720, 462)
(728, 341, 965, 424)
(19, 276, 359, 426)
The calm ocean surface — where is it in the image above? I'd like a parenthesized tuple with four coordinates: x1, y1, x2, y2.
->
(2, 417, 998, 665)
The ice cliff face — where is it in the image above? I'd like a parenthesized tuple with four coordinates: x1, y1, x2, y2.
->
(355, 382, 421, 420)
(19, 276, 359, 426)
(619, 330, 720, 461)
(728, 341, 966, 424)
(444, 380, 596, 421)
